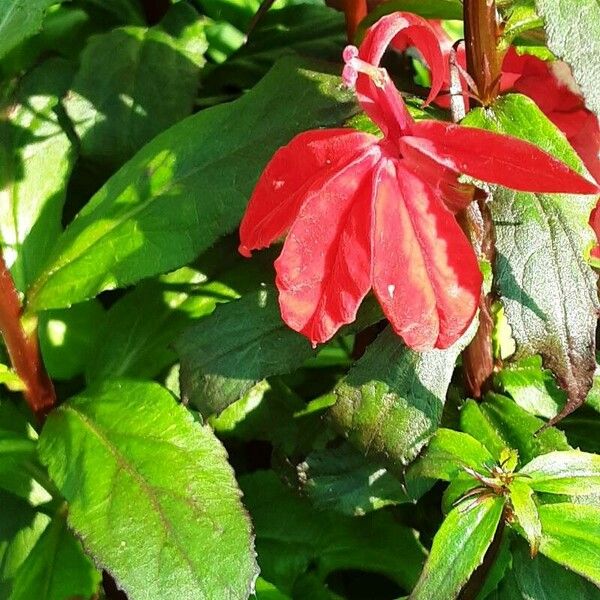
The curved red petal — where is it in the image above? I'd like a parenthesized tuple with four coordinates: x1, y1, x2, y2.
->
(372, 159, 481, 350)
(239, 129, 377, 256)
(405, 120, 600, 194)
(275, 148, 379, 345)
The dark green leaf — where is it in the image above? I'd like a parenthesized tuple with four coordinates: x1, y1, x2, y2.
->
(10, 508, 100, 600)
(241, 470, 426, 595)
(520, 450, 600, 495)
(363, 0, 462, 30)
(27, 57, 358, 311)
(509, 479, 541, 556)
(410, 496, 505, 600)
(0, 0, 63, 60)
(460, 395, 570, 466)
(464, 94, 599, 422)
(86, 267, 236, 384)
(299, 443, 410, 516)
(538, 503, 600, 586)
(38, 380, 258, 600)
(80, 0, 145, 25)
(534, 0, 600, 116)
(39, 300, 105, 380)
(330, 325, 473, 471)
(64, 4, 207, 171)
(0, 58, 75, 292)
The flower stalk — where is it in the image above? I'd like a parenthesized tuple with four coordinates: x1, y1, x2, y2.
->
(0, 253, 55, 421)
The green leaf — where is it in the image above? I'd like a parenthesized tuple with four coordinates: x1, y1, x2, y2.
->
(0, 0, 63, 60)
(255, 578, 292, 600)
(330, 324, 474, 471)
(299, 443, 410, 516)
(509, 479, 541, 556)
(520, 450, 600, 496)
(0, 58, 75, 292)
(363, 0, 462, 31)
(534, 0, 600, 116)
(64, 4, 207, 171)
(27, 56, 358, 311)
(39, 300, 105, 380)
(460, 394, 570, 466)
(9, 508, 100, 600)
(463, 94, 599, 421)
(498, 539, 600, 600)
(538, 503, 600, 586)
(0, 490, 50, 597)
(500, 3, 544, 48)
(410, 496, 505, 600)
(80, 0, 145, 25)
(241, 470, 426, 595)
(494, 356, 567, 419)
(178, 285, 312, 416)
(38, 380, 258, 600)
(406, 429, 494, 484)
(86, 267, 236, 384)
(0, 365, 24, 392)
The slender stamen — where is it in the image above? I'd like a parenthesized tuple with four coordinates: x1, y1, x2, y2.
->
(342, 44, 388, 89)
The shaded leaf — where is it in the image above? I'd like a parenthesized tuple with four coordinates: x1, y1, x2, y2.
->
(27, 57, 358, 311)
(410, 496, 505, 600)
(464, 94, 599, 423)
(38, 380, 258, 600)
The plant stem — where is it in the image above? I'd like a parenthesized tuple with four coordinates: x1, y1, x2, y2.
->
(0, 254, 55, 421)
(464, 0, 502, 105)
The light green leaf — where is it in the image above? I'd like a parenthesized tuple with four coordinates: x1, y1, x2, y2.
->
(406, 429, 494, 484)
(64, 3, 207, 171)
(0, 58, 75, 292)
(534, 0, 600, 116)
(299, 443, 410, 516)
(509, 479, 541, 556)
(39, 300, 105, 380)
(86, 267, 236, 384)
(0, 0, 63, 60)
(538, 503, 600, 586)
(38, 380, 258, 600)
(27, 57, 358, 311)
(9, 508, 100, 600)
(460, 395, 570, 466)
(0, 365, 24, 392)
(520, 450, 600, 495)
(255, 578, 291, 600)
(241, 470, 426, 595)
(464, 94, 599, 418)
(410, 496, 505, 600)
(330, 324, 474, 471)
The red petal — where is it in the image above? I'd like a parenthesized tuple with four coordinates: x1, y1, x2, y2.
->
(404, 120, 600, 194)
(372, 159, 481, 350)
(354, 13, 445, 137)
(239, 129, 377, 256)
(275, 148, 379, 345)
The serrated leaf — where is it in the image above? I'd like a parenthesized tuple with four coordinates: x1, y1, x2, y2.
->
(38, 380, 258, 600)
(9, 508, 100, 600)
(27, 57, 358, 311)
(0, 0, 63, 60)
(410, 496, 505, 600)
(0, 58, 75, 292)
(534, 0, 600, 116)
(460, 395, 570, 466)
(520, 450, 600, 495)
(330, 325, 474, 471)
(241, 470, 426, 595)
(299, 443, 409, 516)
(86, 267, 236, 384)
(406, 429, 494, 484)
(64, 3, 207, 171)
(509, 479, 541, 556)
(538, 503, 600, 586)
(463, 94, 599, 423)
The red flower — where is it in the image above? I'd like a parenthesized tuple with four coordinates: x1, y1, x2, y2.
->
(239, 13, 599, 350)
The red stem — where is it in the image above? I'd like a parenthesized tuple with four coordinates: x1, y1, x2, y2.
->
(0, 254, 55, 421)
(343, 0, 367, 42)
